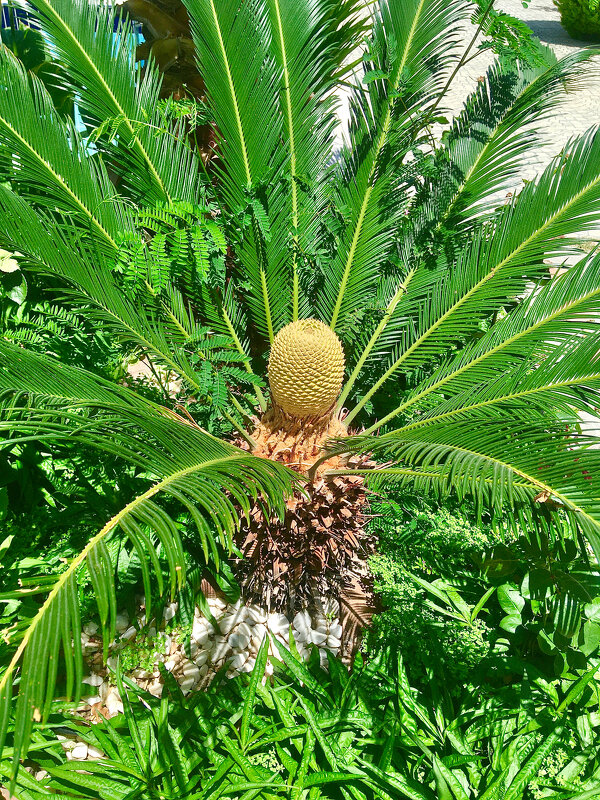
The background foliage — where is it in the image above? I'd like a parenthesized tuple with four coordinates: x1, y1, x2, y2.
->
(554, 0, 600, 40)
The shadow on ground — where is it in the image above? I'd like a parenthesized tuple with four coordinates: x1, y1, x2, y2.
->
(527, 18, 593, 46)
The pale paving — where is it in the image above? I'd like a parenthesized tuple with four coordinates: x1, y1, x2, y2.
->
(445, 0, 600, 224)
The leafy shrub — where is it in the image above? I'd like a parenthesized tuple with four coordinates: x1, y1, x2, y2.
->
(4, 645, 600, 799)
(367, 490, 600, 686)
(367, 495, 502, 682)
(479, 532, 600, 677)
(555, 0, 600, 40)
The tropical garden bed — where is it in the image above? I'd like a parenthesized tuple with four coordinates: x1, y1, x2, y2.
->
(1, 0, 600, 797)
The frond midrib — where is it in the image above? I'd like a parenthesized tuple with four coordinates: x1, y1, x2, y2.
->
(269, 0, 299, 319)
(368, 275, 600, 429)
(0, 452, 246, 698)
(35, 0, 171, 203)
(0, 113, 118, 251)
(338, 268, 416, 409)
(367, 437, 600, 533)
(398, 372, 600, 432)
(326, 466, 536, 490)
(207, 0, 252, 186)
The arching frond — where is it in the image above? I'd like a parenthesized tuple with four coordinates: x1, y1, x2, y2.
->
(339, 49, 597, 407)
(346, 127, 600, 423)
(25, 0, 202, 204)
(185, 0, 289, 342)
(265, 0, 365, 319)
(0, 341, 296, 780)
(421, 46, 595, 237)
(0, 187, 226, 396)
(320, 0, 470, 332)
(0, 47, 129, 253)
(339, 419, 600, 553)
(374, 252, 600, 428)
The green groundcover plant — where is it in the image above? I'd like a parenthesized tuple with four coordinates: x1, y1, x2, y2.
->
(367, 493, 600, 685)
(1, 0, 600, 784)
(4, 647, 600, 799)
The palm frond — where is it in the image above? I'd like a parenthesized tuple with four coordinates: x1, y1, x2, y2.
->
(185, 0, 289, 342)
(0, 341, 296, 781)
(376, 251, 600, 428)
(421, 46, 596, 238)
(26, 0, 201, 204)
(339, 419, 600, 552)
(339, 50, 597, 408)
(320, 0, 470, 332)
(346, 126, 600, 423)
(0, 186, 222, 396)
(0, 46, 129, 253)
(265, 0, 365, 319)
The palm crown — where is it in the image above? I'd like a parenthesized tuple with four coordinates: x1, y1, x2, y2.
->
(1, 0, 600, 774)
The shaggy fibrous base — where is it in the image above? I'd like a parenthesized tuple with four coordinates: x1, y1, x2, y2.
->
(246, 404, 348, 475)
(234, 406, 377, 621)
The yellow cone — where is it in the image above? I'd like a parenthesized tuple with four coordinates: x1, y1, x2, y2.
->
(268, 319, 345, 417)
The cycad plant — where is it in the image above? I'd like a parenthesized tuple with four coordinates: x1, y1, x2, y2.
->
(1, 0, 600, 777)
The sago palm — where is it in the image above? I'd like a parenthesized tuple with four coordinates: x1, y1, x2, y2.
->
(1, 0, 600, 777)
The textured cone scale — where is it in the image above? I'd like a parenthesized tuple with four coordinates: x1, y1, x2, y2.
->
(268, 319, 345, 417)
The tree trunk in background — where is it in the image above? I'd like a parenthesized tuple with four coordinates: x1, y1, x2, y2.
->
(120, 0, 216, 163)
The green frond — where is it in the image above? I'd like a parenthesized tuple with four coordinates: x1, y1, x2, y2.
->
(320, 0, 470, 332)
(338, 49, 596, 408)
(0, 341, 296, 779)
(265, 0, 365, 319)
(424, 45, 595, 235)
(26, 0, 202, 204)
(401, 340, 600, 434)
(346, 126, 600, 423)
(0, 187, 237, 401)
(374, 252, 600, 428)
(340, 419, 600, 552)
(185, 0, 282, 200)
(0, 46, 129, 253)
(185, 0, 290, 341)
